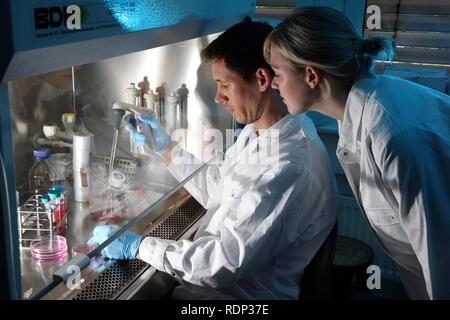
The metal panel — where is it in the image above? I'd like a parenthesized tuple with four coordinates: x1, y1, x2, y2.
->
(366, 30, 450, 49)
(375, 13, 450, 32)
(296, 0, 366, 34)
(394, 46, 450, 65)
(10, 0, 255, 50)
(0, 83, 22, 299)
(0, 0, 13, 86)
(256, 1, 367, 40)
(254, 7, 294, 21)
(375, 61, 450, 83)
(0, 1, 22, 300)
(364, 1, 450, 70)
(257, 0, 296, 7)
(366, 0, 450, 15)
(3, 0, 255, 82)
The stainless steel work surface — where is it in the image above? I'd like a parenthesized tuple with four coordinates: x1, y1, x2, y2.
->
(73, 195, 206, 300)
(19, 172, 179, 299)
(20, 191, 205, 300)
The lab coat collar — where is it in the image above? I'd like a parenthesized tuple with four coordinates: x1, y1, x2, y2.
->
(251, 114, 299, 142)
(226, 114, 297, 167)
(338, 74, 378, 155)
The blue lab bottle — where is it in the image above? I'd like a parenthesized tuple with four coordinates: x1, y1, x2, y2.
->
(28, 148, 52, 194)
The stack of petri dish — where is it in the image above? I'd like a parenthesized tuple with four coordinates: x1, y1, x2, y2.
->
(30, 235, 68, 261)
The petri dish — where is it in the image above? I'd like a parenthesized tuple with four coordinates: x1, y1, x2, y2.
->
(71, 243, 97, 258)
(31, 254, 69, 285)
(31, 235, 68, 261)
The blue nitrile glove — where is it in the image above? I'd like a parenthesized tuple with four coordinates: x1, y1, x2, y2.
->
(138, 114, 171, 153)
(123, 114, 145, 147)
(87, 225, 142, 260)
(123, 114, 135, 133)
(123, 114, 171, 153)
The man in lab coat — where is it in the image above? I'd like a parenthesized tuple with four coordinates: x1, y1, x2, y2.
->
(89, 18, 341, 299)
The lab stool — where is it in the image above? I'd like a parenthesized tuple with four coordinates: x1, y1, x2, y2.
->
(299, 222, 338, 300)
(331, 236, 374, 299)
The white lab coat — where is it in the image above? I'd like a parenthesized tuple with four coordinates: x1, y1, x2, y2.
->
(139, 114, 341, 299)
(337, 74, 450, 299)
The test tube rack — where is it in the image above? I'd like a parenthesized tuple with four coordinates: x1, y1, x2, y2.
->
(17, 194, 57, 248)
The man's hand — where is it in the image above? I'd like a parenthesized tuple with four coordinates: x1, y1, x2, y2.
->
(123, 114, 171, 153)
(88, 225, 142, 260)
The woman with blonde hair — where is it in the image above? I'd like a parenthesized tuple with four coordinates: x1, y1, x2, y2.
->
(264, 6, 450, 300)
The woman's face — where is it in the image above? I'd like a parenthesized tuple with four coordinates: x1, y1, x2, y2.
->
(269, 46, 314, 115)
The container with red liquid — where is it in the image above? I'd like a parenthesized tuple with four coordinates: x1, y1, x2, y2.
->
(48, 192, 62, 233)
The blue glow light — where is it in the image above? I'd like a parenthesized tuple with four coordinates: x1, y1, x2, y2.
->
(102, 0, 253, 32)
(103, 0, 206, 32)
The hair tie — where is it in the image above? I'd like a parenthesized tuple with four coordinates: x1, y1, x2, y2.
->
(362, 38, 379, 54)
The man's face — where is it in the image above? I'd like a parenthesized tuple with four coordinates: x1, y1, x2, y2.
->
(212, 59, 262, 124)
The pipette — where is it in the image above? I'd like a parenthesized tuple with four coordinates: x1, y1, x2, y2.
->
(112, 102, 155, 154)
(109, 107, 125, 177)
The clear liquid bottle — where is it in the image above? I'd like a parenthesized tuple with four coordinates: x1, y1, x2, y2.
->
(126, 83, 139, 105)
(28, 148, 52, 195)
(176, 84, 189, 129)
(166, 92, 179, 133)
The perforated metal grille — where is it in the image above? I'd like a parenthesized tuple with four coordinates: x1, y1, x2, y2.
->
(96, 155, 139, 179)
(73, 260, 147, 300)
(73, 197, 205, 300)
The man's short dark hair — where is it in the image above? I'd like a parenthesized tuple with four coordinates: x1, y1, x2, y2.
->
(201, 17, 274, 82)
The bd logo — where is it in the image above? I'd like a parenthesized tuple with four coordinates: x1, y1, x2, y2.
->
(34, 5, 81, 30)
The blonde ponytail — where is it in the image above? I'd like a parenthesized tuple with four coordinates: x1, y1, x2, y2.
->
(264, 7, 395, 86)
